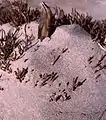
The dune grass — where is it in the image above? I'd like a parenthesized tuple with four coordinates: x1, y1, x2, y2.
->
(0, 0, 106, 72)
(53, 7, 106, 44)
(0, 0, 40, 26)
(0, 0, 106, 44)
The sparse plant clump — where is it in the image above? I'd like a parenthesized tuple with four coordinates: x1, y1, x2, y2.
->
(72, 76, 86, 91)
(0, 28, 21, 60)
(53, 7, 106, 45)
(0, 0, 40, 26)
(0, 60, 12, 73)
(0, 28, 21, 72)
(0, 27, 35, 72)
(67, 9, 106, 45)
(49, 89, 71, 102)
(53, 7, 71, 27)
(39, 72, 59, 87)
(0, 0, 106, 45)
(39, 5, 106, 45)
(15, 67, 28, 82)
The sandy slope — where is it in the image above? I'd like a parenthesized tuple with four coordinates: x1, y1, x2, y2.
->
(0, 21, 105, 120)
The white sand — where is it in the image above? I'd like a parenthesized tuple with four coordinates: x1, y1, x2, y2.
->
(0, 20, 105, 120)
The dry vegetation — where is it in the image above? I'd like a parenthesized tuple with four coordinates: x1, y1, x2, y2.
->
(0, 0, 106, 44)
(54, 8, 106, 45)
(39, 72, 59, 87)
(0, 28, 21, 72)
(69, 9, 106, 45)
(0, 28, 21, 61)
(0, 0, 40, 26)
(15, 67, 28, 82)
(0, 26, 35, 72)
(0, 0, 106, 72)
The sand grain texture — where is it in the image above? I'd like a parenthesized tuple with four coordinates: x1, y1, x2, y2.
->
(0, 21, 105, 120)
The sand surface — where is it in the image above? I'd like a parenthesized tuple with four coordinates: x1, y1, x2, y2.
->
(0, 0, 106, 120)
(0, 21, 105, 120)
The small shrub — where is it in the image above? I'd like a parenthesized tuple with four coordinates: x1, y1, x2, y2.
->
(0, 0, 40, 26)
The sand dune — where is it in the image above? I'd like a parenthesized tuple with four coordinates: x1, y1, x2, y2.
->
(0, 21, 105, 120)
(0, 0, 106, 120)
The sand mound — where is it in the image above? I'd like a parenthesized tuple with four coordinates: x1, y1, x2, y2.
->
(0, 21, 105, 120)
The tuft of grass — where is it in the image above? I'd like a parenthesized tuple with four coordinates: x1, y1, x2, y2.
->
(15, 67, 28, 82)
(67, 9, 106, 45)
(0, 1, 106, 45)
(0, 28, 21, 60)
(53, 8, 106, 45)
(53, 7, 71, 26)
(0, 28, 21, 72)
(39, 72, 59, 87)
(0, 0, 40, 26)
(0, 24, 36, 73)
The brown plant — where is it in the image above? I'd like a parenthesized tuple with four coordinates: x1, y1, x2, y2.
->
(15, 67, 28, 82)
(0, 0, 40, 26)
